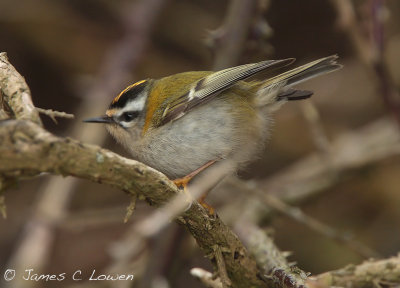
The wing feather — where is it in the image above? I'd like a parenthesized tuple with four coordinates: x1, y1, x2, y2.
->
(158, 58, 295, 126)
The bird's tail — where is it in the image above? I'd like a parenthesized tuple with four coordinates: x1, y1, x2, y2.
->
(254, 55, 342, 108)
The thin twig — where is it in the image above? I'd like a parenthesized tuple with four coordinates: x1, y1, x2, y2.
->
(191, 268, 223, 288)
(330, 0, 400, 125)
(211, 0, 257, 70)
(214, 245, 232, 288)
(241, 180, 379, 259)
(369, 0, 400, 125)
(236, 116, 400, 226)
(36, 107, 74, 124)
(135, 159, 235, 237)
(0, 194, 6, 219)
(124, 194, 137, 224)
(300, 101, 331, 155)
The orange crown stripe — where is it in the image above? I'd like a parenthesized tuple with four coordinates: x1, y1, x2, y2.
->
(112, 79, 147, 104)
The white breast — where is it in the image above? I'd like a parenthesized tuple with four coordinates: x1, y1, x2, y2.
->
(133, 97, 269, 179)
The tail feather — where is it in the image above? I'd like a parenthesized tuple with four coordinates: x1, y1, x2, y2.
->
(277, 89, 313, 101)
(265, 55, 342, 88)
(255, 55, 342, 107)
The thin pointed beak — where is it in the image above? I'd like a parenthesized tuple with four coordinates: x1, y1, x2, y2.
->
(83, 115, 114, 124)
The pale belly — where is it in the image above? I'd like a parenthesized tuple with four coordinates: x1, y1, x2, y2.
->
(134, 98, 268, 179)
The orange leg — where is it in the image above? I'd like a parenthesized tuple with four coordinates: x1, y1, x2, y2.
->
(172, 160, 217, 188)
(198, 192, 214, 215)
(173, 160, 217, 215)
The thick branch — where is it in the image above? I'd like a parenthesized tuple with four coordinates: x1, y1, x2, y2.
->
(0, 119, 266, 288)
(308, 254, 400, 288)
(236, 220, 308, 288)
(0, 53, 42, 126)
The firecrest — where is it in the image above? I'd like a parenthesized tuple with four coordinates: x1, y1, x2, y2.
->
(84, 55, 341, 185)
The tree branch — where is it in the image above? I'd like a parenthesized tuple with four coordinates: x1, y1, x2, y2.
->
(191, 268, 223, 288)
(0, 51, 267, 287)
(0, 119, 267, 287)
(2, 1, 170, 287)
(237, 116, 400, 226)
(211, 0, 257, 70)
(307, 254, 400, 288)
(330, 0, 400, 125)
(235, 220, 308, 288)
(0, 52, 42, 126)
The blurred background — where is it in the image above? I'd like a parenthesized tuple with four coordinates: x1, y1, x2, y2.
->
(0, 0, 400, 287)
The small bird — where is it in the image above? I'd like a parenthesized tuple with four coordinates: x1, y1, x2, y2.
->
(85, 55, 341, 198)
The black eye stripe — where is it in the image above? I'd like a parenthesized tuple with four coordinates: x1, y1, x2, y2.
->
(120, 111, 139, 122)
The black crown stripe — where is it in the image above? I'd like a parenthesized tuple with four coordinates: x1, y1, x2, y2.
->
(109, 80, 147, 109)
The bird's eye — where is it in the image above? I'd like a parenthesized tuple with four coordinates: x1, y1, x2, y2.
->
(121, 111, 139, 122)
